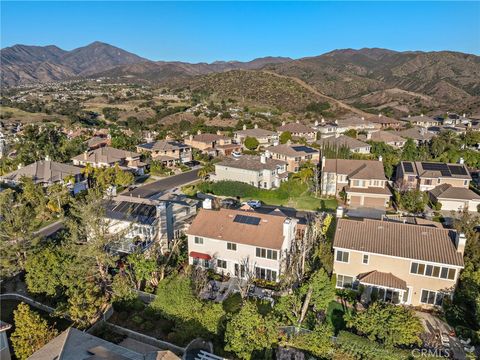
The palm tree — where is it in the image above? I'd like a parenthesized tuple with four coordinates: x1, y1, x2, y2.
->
(81, 163, 95, 188)
(199, 162, 215, 180)
(293, 167, 314, 184)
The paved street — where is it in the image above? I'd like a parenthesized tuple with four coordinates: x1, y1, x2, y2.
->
(34, 220, 65, 238)
(125, 169, 200, 199)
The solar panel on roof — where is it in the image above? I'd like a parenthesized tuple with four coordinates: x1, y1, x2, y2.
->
(233, 214, 261, 225)
(292, 146, 317, 154)
(403, 162, 414, 173)
(422, 162, 446, 171)
(448, 165, 468, 176)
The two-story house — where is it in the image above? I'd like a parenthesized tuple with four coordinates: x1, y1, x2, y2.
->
(234, 125, 278, 148)
(186, 208, 299, 282)
(277, 121, 317, 142)
(266, 143, 319, 172)
(104, 194, 197, 254)
(72, 146, 145, 175)
(401, 114, 442, 128)
(136, 140, 192, 166)
(0, 158, 87, 194)
(314, 117, 379, 139)
(184, 131, 242, 157)
(396, 161, 480, 211)
(363, 130, 406, 148)
(212, 154, 288, 189)
(320, 158, 391, 208)
(316, 135, 371, 154)
(333, 218, 465, 307)
(394, 127, 435, 146)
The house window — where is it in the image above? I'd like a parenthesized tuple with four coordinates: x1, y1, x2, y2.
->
(464, 180, 468, 186)
(256, 247, 278, 260)
(255, 267, 277, 282)
(217, 259, 227, 269)
(362, 254, 369, 264)
(227, 242, 237, 251)
(234, 264, 246, 278)
(194, 237, 203, 245)
(447, 268, 456, 280)
(336, 250, 349, 263)
(420, 290, 445, 306)
(336, 274, 354, 288)
(424, 179, 433, 185)
(411, 262, 455, 280)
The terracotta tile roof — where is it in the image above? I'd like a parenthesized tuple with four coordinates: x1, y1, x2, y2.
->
(278, 122, 315, 133)
(358, 271, 407, 290)
(138, 140, 190, 152)
(1, 160, 82, 184)
(186, 208, 293, 249)
(345, 185, 392, 195)
(430, 184, 480, 201)
(72, 146, 140, 164)
(189, 133, 229, 143)
(216, 154, 286, 171)
(316, 135, 371, 151)
(333, 218, 464, 266)
(266, 144, 319, 158)
(323, 159, 386, 180)
(368, 130, 406, 144)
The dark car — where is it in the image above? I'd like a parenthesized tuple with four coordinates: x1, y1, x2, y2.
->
(221, 198, 240, 208)
(184, 160, 200, 167)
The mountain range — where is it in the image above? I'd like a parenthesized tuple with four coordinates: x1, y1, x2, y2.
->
(1, 41, 480, 114)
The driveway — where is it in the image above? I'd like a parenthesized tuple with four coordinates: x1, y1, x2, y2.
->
(346, 207, 386, 220)
(124, 169, 200, 199)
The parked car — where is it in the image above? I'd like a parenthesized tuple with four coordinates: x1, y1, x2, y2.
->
(244, 200, 262, 208)
(184, 160, 200, 167)
(232, 151, 242, 158)
(221, 198, 240, 208)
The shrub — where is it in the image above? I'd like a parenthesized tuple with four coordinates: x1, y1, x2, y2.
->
(132, 315, 144, 325)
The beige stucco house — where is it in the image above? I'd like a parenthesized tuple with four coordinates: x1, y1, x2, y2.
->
(186, 208, 299, 282)
(136, 140, 192, 166)
(277, 121, 317, 142)
(212, 154, 288, 189)
(333, 218, 465, 307)
(234, 125, 279, 148)
(72, 146, 145, 175)
(316, 135, 371, 154)
(266, 143, 320, 172)
(184, 132, 241, 157)
(320, 158, 391, 208)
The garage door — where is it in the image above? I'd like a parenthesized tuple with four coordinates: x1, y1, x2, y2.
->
(363, 197, 386, 208)
(440, 200, 466, 211)
(350, 196, 362, 206)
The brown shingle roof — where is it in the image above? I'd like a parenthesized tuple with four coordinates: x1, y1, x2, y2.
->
(1, 160, 82, 184)
(358, 271, 407, 290)
(430, 184, 480, 201)
(186, 208, 292, 249)
(216, 155, 286, 171)
(316, 135, 371, 151)
(395, 127, 435, 141)
(323, 159, 386, 180)
(138, 140, 190, 152)
(235, 128, 276, 137)
(278, 122, 315, 133)
(333, 218, 464, 266)
(345, 185, 392, 195)
(72, 147, 140, 164)
(190, 133, 229, 143)
(368, 130, 406, 144)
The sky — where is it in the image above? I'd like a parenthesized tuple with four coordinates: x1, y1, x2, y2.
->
(1, 1, 479, 62)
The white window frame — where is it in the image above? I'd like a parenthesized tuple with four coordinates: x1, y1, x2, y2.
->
(335, 249, 350, 264)
(227, 242, 237, 251)
(194, 236, 204, 245)
(362, 253, 369, 265)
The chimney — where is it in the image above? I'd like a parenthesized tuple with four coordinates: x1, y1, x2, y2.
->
(197, 130, 202, 135)
(243, 124, 247, 131)
(361, 117, 365, 121)
(254, 124, 258, 129)
(321, 155, 326, 170)
(265, 150, 271, 158)
(216, 130, 222, 135)
(459, 157, 464, 165)
(420, 113, 424, 117)
(379, 155, 383, 162)
(463, 113, 466, 118)
(456, 233, 466, 254)
(189, 134, 193, 141)
(296, 120, 300, 124)
(282, 121, 286, 126)
(378, 113, 382, 117)
(83, 151, 88, 160)
(283, 218, 295, 243)
(334, 120, 338, 125)
(408, 114, 411, 118)
(366, 132, 372, 140)
(314, 120, 319, 126)
(321, 118, 325, 123)
(203, 198, 212, 210)
(260, 154, 266, 164)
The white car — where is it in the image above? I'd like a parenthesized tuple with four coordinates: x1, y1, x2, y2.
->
(244, 200, 262, 208)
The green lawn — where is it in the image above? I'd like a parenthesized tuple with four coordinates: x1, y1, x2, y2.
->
(326, 300, 349, 334)
(193, 180, 337, 212)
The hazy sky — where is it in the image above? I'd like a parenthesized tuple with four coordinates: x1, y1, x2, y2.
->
(2, 1, 479, 62)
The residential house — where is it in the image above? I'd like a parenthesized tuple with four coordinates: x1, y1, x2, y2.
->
(316, 135, 371, 154)
(104, 194, 197, 254)
(212, 154, 288, 189)
(368, 116, 404, 130)
(0, 159, 87, 194)
(72, 146, 145, 175)
(363, 130, 406, 148)
(401, 114, 442, 128)
(394, 127, 435, 146)
(186, 208, 299, 282)
(320, 158, 391, 208)
(266, 143, 320, 172)
(277, 121, 316, 142)
(29, 327, 187, 360)
(184, 131, 242, 157)
(396, 161, 479, 212)
(314, 116, 378, 139)
(136, 140, 192, 166)
(86, 135, 111, 150)
(333, 218, 465, 307)
(234, 125, 278, 147)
